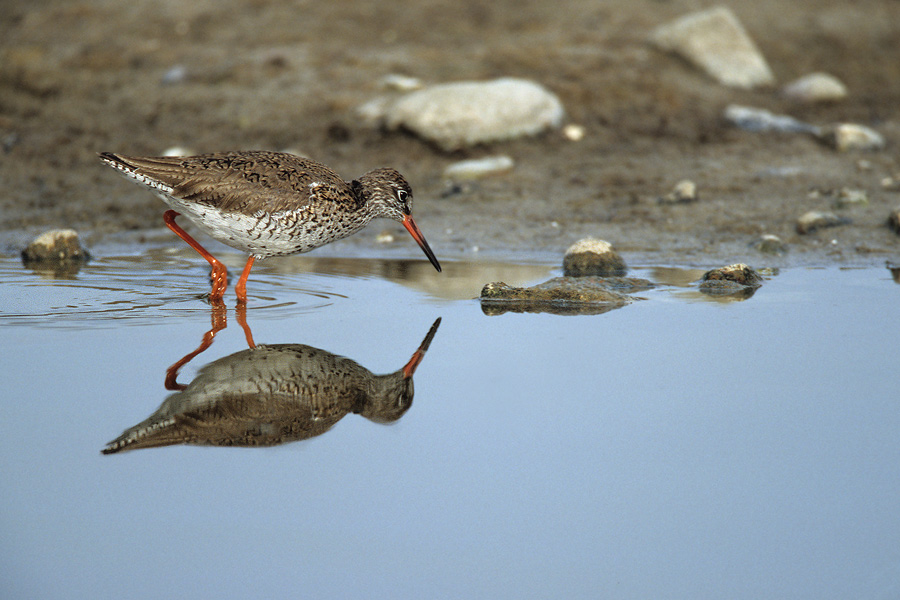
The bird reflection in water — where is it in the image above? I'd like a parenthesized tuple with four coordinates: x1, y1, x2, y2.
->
(102, 307, 441, 454)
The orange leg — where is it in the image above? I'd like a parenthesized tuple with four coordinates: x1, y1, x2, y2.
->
(164, 303, 228, 390)
(234, 255, 255, 305)
(235, 302, 256, 348)
(163, 210, 228, 302)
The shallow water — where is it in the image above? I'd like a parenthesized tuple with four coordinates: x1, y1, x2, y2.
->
(2, 252, 899, 600)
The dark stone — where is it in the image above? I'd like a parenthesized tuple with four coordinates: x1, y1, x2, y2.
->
(480, 276, 641, 316)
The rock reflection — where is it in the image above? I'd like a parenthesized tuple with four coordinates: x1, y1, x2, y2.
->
(102, 314, 441, 454)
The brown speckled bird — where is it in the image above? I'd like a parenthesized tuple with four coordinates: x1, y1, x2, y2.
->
(98, 151, 441, 303)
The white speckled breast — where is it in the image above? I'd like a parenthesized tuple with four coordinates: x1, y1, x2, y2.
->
(161, 191, 373, 258)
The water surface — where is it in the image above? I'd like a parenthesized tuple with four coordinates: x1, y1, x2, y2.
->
(1, 253, 898, 600)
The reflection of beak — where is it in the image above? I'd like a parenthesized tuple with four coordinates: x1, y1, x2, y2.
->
(402, 215, 442, 272)
(402, 317, 442, 378)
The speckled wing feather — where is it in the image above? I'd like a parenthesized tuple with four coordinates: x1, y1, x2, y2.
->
(103, 151, 359, 214)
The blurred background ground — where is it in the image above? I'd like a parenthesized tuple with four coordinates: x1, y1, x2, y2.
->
(1, 0, 899, 265)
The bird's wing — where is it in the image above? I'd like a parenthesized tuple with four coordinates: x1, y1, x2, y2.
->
(101, 151, 357, 214)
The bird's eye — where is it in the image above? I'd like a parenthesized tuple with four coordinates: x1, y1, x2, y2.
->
(397, 189, 409, 202)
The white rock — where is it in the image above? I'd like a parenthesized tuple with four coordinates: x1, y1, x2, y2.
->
(659, 179, 698, 204)
(796, 210, 850, 234)
(22, 229, 90, 262)
(782, 72, 847, 103)
(650, 6, 775, 89)
(563, 238, 627, 277)
(443, 155, 514, 180)
(380, 78, 564, 151)
(825, 123, 885, 152)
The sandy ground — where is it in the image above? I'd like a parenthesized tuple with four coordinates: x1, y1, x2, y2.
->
(2, 0, 900, 267)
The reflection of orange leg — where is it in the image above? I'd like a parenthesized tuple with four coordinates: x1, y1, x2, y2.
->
(235, 302, 256, 349)
(234, 255, 255, 305)
(164, 210, 228, 302)
(164, 303, 228, 390)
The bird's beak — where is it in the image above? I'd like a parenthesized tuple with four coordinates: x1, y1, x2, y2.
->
(402, 215, 442, 272)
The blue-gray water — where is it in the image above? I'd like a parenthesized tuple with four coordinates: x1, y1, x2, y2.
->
(1, 252, 898, 600)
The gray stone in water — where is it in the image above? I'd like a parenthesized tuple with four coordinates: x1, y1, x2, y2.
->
(782, 72, 847, 104)
(480, 277, 640, 316)
(701, 263, 763, 286)
(796, 210, 851, 234)
(699, 263, 763, 297)
(649, 6, 775, 89)
(22, 229, 90, 264)
(378, 78, 564, 151)
(724, 105, 820, 135)
(563, 238, 627, 277)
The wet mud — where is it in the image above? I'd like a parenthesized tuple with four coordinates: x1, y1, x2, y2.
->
(2, 0, 899, 266)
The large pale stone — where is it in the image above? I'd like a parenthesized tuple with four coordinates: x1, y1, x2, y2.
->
(381, 78, 564, 151)
(650, 6, 775, 89)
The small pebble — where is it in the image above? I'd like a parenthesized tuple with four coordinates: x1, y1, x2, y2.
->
(380, 74, 424, 91)
(649, 6, 775, 89)
(796, 210, 851, 234)
(161, 65, 188, 85)
(753, 234, 788, 255)
(888, 208, 900, 234)
(881, 176, 900, 192)
(782, 72, 847, 103)
(822, 123, 885, 152)
(22, 229, 90, 264)
(659, 179, 698, 204)
(833, 188, 868, 209)
(375, 231, 395, 244)
(563, 124, 585, 141)
(443, 155, 514, 180)
(563, 238, 627, 277)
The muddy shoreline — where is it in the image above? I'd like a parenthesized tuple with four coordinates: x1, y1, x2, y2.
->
(2, 0, 899, 267)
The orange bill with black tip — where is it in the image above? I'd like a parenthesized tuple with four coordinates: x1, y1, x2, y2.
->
(402, 215, 442, 272)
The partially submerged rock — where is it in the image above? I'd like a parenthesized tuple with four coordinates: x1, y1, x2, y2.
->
(649, 6, 775, 89)
(563, 238, 627, 277)
(22, 229, 90, 264)
(796, 210, 851, 234)
(480, 277, 645, 316)
(699, 263, 763, 297)
(365, 77, 564, 151)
